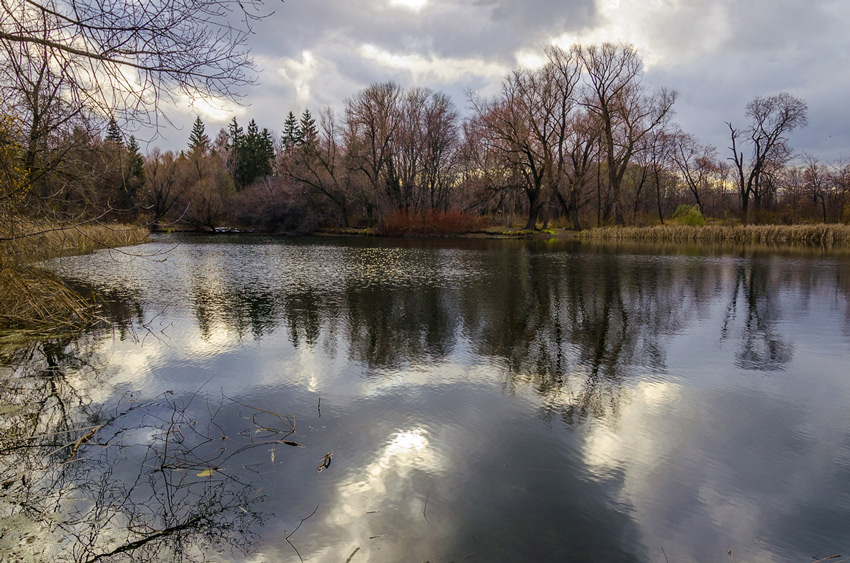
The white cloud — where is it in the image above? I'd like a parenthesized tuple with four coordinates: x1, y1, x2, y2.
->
(389, 0, 427, 13)
(357, 43, 508, 85)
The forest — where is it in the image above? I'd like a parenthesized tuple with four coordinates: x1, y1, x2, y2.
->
(2, 41, 846, 239)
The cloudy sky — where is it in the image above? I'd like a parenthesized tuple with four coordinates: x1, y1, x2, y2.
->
(159, 0, 849, 161)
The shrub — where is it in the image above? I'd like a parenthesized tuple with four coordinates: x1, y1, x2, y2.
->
(377, 210, 483, 237)
(671, 204, 706, 226)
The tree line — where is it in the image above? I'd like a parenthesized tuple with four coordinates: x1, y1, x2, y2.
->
(4, 42, 847, 234)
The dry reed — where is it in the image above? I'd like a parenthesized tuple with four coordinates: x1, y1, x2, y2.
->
(577, 224, 850, 246)
(0, 221, 150, 266)
(0, 221, 149, 332)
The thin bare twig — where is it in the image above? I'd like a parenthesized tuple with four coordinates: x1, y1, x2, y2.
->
(284, 504, 319, 563)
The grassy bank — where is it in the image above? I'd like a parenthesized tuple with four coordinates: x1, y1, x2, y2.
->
(577, 224, 850, 246)
(0, 222, 149, 333)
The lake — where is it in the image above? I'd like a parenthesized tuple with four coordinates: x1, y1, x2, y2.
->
(2, 234, 850, 562)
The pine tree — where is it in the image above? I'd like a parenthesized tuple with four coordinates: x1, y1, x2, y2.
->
(227, 117, 243, 149)
(260, 127, 275, 173)
(106, 117, 123, 145)
(299, 109, 318, 148)
(226, 117, 243, 179)
(281, 111, 301, 151)
(232, 119, 274, 189)
(122, 135, 145, 211)
(188, 116, 210, 153)
(127, 136, 144, 180)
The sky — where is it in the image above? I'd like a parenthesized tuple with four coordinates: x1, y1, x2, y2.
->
(155, 0, 850, 162)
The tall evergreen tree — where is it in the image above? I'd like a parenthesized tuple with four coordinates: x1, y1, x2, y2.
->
(232, 119, 274, 188)
(260, 127, 275, 169)
(188, 116, 210, 153)
(122, 135, 145, 211)
(106, 117, 123, 145)
(299, 109, 318, 148)
(282, 111, 301, 151)
(226, 117, 244, 178)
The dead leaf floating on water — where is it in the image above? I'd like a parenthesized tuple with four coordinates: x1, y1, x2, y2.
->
(280, 440, 304, 447)
(317, 452, 332, 471)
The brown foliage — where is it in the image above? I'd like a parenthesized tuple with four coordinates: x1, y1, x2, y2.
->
(377, 210, 484, 237)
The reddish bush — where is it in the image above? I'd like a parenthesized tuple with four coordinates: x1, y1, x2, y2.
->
(377, 210, 484, 237)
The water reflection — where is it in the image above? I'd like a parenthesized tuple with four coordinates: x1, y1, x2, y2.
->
(0, 292, 296, 562)
(36, 237, 850, 562)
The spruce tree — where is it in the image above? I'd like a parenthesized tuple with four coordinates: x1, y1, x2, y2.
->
(299, 109, 318, 148)
(282, 111, 301, 151)
(127, 136, 145, 181)
(232, 119, 274, 189)
(226, 117, 243, 180)
(123, 136, 145, 210)
(260, 127, 275, 174)
(188, 116, 210, 153)
(106, 117, 123, 145)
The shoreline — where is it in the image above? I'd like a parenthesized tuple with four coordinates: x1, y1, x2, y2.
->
(156, 223, 850, 246)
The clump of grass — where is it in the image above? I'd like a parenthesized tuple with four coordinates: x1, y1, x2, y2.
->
(671, 204, 706, 226)
(377, 210, 484, 237)
(0, 221, 149, 333)
(578, 223, 850, 246)
(0, 266, 95, 332)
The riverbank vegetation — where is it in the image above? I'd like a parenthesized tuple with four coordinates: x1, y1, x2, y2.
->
(0, 222, 149, 332)
(115, 44, 843, 236)
(4, 40, 848, 242)
(578, 223, 850, 246)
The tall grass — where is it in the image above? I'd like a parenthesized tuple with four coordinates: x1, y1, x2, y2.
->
(0, 221, 149, 332)
(0, 221, 149, 266)
(578, 224, 850, 246)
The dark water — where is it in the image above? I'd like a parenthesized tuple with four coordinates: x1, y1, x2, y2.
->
(3, 235, 850, 562)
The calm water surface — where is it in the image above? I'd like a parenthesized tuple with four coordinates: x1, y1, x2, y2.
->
(3, 235, 850, 562)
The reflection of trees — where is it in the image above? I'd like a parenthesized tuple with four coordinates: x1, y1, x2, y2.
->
(177, 240, 841, 422)
(344, 283, 456, 370)
(191, 284, 278, 341)
(0, 320, 290, 560)
(722, 259, 793, 371)
(459, 249, 720, 422)
(283, 290, 323, 348)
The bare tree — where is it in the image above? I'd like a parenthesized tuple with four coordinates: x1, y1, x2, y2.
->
(284, 107, 352, 226)
(0, 0, 272, 120)
(419, 90, 460, 213)
(345, 82, 402, 224)
(471, 47, 582, 230)
(143, 149, 185, 227)
(727, 92, 808, 221)
(557, 109, 600, 230)
(672, 130, 718, 214)
(577, 43, 677, 224)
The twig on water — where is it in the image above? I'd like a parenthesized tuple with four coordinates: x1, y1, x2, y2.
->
(317, 396, 321, 418)
(284, 504, 319, 563)
(423, 488, 431, 523)
(662, 546, 669, 563)
(344, 547, 360, 562)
